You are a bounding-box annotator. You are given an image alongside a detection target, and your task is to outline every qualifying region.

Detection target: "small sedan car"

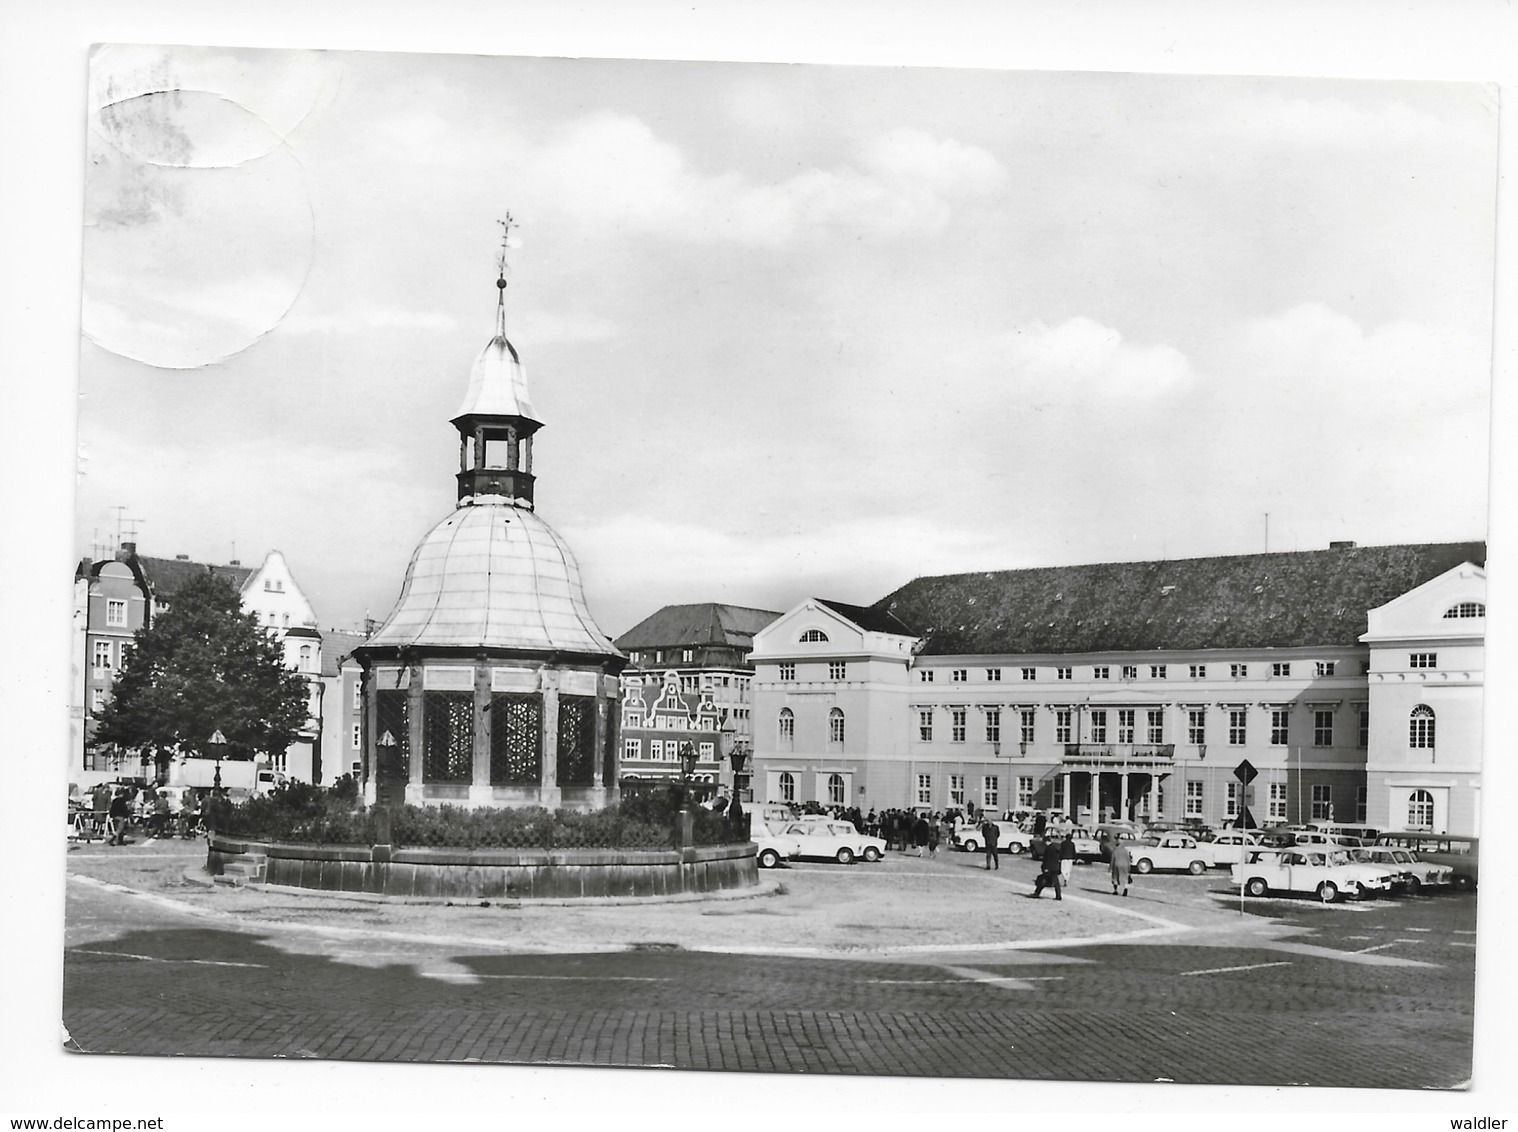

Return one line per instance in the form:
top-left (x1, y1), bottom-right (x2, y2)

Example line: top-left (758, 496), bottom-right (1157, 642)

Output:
top-left (1194, 830), bottom-right (1264, 869)
top-left (778, 821), bottom-right (887, 865)
top-left (752, 828), bottom-right (803, 869)
top-left (953, 821), bottom-right (1034, 855)
top-left (1231, 847), bottom-right (1396, 902)
top-left (1347, 846), bottom-right (1453, 892)
top-left (1128, 833), bottom-right (1213, 875)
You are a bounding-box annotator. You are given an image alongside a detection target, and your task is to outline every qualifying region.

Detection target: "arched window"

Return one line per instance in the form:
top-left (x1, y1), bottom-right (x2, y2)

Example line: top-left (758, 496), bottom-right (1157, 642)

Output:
top-left (779, 772), bottom-right (796, 803)
top-left (778, 708), bottom-right (794, 746)
top-left (1409, 705), bottom-right (1435, 750)
top-left (1442, 601), bottom-right (1485, 619)
top-left (829, 707), bottom-right (845, 745)
top-left (1407, 789), bottom-right (1435, 830)
top-left (799, 629), bottom-right (829, 642)
top-left (827, 772), bottom-right (845, 806)
top-left (299, 644), bottom-right (314, 668)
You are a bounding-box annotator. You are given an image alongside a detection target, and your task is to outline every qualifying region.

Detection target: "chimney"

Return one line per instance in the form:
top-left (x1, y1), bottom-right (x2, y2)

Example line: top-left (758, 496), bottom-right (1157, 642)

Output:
top-left (117, 542), bottom-right (136, 561)
top-left (1329, 540), bottom-right (1357, 550)
top-left (175, 554), bottom-right (190, 561)
top-left (229, 559), bottom-right (241, 566)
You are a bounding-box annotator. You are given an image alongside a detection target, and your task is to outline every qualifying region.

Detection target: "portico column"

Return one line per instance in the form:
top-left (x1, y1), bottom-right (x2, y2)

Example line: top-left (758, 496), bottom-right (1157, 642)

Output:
top-left (1061, 770), bottom-right (1073, 818)
top-left (1119, 770), bottom-right (1130, 822)
top-left (405, 663), bottom-right (425, 804)
top-left (469, 661), bottom-right (493, 806)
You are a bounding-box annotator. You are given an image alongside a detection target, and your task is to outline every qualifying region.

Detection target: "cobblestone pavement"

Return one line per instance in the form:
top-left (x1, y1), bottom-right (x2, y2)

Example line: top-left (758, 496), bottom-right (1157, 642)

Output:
top-left (62, 842), bottom-right (1478, 1087)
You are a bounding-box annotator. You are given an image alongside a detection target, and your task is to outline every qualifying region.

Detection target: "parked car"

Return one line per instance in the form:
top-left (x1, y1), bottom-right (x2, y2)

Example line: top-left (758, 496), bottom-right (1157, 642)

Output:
top-left (778, 821), bottom-right (887, 864)
top-left (1128, 833), bottom-right (1213, 875)
top-left (1194, 830), bottom-right (1263, 869)
top-left (954, 820), bottom-right (1033, 855)
top-left (752, 827), bottom-right (803, 869)
top-left (1374, 832), bottom-right (1479, 891)
top-left (1347, 845), bottom-right (1453, 893)
top-left (1230, 847), bottom-right (1397, 903)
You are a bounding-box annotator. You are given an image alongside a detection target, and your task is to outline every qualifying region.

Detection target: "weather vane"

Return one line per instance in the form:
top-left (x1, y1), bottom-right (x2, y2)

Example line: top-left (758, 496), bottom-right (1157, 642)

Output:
top-left (495, 213), bottom-right (518, 289)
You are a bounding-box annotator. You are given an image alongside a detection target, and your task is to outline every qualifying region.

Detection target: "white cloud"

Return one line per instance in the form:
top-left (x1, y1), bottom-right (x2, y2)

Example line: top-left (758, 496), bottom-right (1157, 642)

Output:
top-left (279, 303), bottom-right (459, 335)
top-left (995, 317), bottom-right (1194, 397)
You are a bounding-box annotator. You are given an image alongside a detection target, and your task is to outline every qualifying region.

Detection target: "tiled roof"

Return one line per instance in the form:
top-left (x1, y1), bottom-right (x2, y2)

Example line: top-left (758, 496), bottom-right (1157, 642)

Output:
top-left (136, 555), bottom-right (254, 601)
top-left (814, 598), bottom-right (917, 638)
top-left (873, 542), bottom-right (1487, 656)
top-left (320, 630), bottom-right (369, 678)
top-left (615, 603), bottom-right (782, 651)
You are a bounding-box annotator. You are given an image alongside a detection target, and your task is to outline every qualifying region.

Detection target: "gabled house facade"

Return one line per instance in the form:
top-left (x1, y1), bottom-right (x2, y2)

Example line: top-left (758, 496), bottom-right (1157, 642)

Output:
top-left (618, 670), bottom-right (725, 786)
top-left (1361, 562), bottom-right (1486, 834)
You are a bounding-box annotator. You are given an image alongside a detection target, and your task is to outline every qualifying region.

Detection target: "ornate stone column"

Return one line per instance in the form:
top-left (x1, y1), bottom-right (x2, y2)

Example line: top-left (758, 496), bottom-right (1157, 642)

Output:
top-left (406, 663), bottom-right (425, 804)
top-left (470, 660), bottom-right (493, 806)
top-left (538, 670), bottom-right (562, 809)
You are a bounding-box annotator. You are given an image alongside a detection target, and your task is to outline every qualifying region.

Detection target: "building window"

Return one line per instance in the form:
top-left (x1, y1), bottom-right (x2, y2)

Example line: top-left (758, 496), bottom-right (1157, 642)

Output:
top-left (1055, 709), bottom-right (1072, 744)
top-left (91, 688), bottom-right (106, 713)
top-left (1017, 776), bottom-right (1035, 809)
top-left (918, 709), bottom-right (934, 741)
top-left (779, 772), bottom-right (796, 803)
top-left (1150, 665), bottom-right (1167, 679)
top-left (1358, 708), bottom-right (1369, 748)
top-left (1407, 789), bottom-right (1434, 830)
top-left (650, 740), bottom-right (664, 760)
top-left (916, 774), bottom-right (933, 805)
top-left (779, 663), bottom-right (795, 681)
top-left (985, 708), bottom-right (1001, 744)
top-left (1409, 652), bottom-right (1437, 669)
top-left (950, 708), bottom-right (966, 743)
top-left (778, 709), bottom-right (794, 745)
top-left (1121, 665), bottom-right (1137, 681)
top-left (799, 629), bottom-right (829, 642)
top-left (920, 670), bottom-right (935, 683)
top-left (1190, 664), bottom-right (1206, 679)
top-left (829, 661), bottom-right (847, 681)
top-left (1230, 663), bottom-right (1247, 679)
top-left (949, 774), bottom-right (965, 805)
top-left (1090, 710), bottom-right (1107, 744)
top-left (1269, 782), bottom-right (1287, 821)
top-left (1092, 666), bottom-right (1110, 680)
top-left (1019, 708), bottom-right (1035, 744)
top-left (105, 599), bottom-right (127, 626)
top-left (624, 709), bottom-right (643, 728)
top-left (986, 668), bottom-right (1002, 682)
top-left (1270, 709), bottom-right (1289, 746)
top-left (1229, 709), bottom-right (1247, 746)
top-left (1147, 709), bottom-right (1164, 745)
top-left (299, 644), bottom-right (314, 669)
top-left (1355, 786), bottom-right (1368, 824)
top-left (982, 776), bottom-right (999, 809)
top-left (1311, 784), bottom-right (1332, 821)
top-left (352, 683), bottom-right (361, 711)
top-left (1021, 668), bottom-right (1036, 681)
top-left (1313, 710), bottom-right (1334, 747)
top-left (1442, 602), bottom-right (1484, 619)
top-left (952, 669), bottom-right (967, 682)
top-left (351, 724), bottom-right (361, 751)
top-left (682, 649), bottom-right (694, 663)
top-left (1052, 776), bottom-right (1066, 811)
top-left (1409, 705), bottom-right (1435, 750)
top-left (1315, 660), bottom-right (1336, 677)
top-left (623, 738), bottom-right (641, 760)
top-left (1188, 709), bottom-right (1206, 745)
top-left (1117, 709), bottom-right (1135, 744)
top-left (828, 773), bottom-right (846, 806)
top-left (829, 707), bottom-right (845, 745)
top-left (1056, 667), bottom-right (1072, 681)
top-left (1225, 781), bottom-right (1240, 819)
top-left (1186, 780), bottom-right (1203, 817)
top-left (92, 640), bottom-right (112, 671)
top-left (699, 742), bottom-right (714, 760)
top-left (1271, 662), bottom-right (1290, 677)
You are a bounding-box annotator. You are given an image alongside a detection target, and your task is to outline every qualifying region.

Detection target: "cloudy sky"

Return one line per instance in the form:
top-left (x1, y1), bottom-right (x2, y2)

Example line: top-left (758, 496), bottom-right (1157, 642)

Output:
top-left (74, 46), bottom-right (1497, 637)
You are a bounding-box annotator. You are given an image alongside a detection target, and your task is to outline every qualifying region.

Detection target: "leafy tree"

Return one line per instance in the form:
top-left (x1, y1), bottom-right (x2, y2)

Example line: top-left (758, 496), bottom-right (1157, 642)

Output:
top-left (93, 570), bottom-right (311, 778)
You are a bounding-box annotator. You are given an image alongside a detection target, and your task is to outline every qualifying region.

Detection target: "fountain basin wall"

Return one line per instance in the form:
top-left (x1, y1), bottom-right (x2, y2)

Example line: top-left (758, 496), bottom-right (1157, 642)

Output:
top-left (205, 833), bottom-right (758, 900)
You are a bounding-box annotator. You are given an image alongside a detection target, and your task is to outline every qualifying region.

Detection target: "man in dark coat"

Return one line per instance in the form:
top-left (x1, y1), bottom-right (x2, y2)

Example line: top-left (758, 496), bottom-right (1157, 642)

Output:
top-left (982, 817), bottom-right (1000, 870)
top-left (107, 788), bottom-right (131, 845)
top-left (1032, 835), bottom-right (1063, 899)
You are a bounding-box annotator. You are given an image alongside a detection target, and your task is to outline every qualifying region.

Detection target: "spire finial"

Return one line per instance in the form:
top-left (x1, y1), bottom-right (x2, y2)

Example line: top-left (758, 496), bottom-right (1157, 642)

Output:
top-left (494, 213), bottom-right (518, 335)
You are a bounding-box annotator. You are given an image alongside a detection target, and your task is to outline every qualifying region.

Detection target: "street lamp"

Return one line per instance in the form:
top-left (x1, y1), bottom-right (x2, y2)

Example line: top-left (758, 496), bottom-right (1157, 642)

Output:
top-left (208, 729), bottom-right (227, 791)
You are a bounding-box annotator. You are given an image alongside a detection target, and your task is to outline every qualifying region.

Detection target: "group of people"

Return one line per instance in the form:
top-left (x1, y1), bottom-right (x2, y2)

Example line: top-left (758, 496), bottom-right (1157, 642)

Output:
top-left (1028, 828), bottom-right (1133, 899)
top-left (79, 782), bottom-right (203, 843)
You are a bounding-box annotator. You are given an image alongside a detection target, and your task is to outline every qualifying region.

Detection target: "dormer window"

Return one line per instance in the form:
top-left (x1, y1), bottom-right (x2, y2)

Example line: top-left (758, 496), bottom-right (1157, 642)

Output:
top-left (1442, 602), bottom-right (1485, 619)
top-left (799, 629), bottom-right (829, 643)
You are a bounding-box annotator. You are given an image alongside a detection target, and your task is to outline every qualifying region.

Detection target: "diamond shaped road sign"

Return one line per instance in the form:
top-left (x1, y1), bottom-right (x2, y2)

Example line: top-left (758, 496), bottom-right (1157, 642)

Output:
top-left (1233, 759), bottom-right (1258, 784)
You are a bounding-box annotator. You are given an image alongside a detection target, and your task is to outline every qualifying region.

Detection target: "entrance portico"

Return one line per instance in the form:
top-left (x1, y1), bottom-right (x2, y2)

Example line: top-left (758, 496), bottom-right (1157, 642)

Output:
top-left (1059, 745), bottom-right (1174, 823)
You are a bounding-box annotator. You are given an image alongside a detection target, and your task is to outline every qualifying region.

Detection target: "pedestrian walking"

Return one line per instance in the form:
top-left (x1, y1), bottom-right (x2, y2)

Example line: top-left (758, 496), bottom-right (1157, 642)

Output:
top-left (982, 818), bottom-right (1000, 870)
top-left (1032, 835), bottom-right (1063, 899)
top-left (1109, 838), bottom-right (1132, 896)
top-left (937, 814), bottom-right (954, 855)
top-left (913, 814), bottom-right (931, 857)
top-left (1059, 831), bottom-right (1077, 887)
top-left (107, 788), bottom-right (131, 845)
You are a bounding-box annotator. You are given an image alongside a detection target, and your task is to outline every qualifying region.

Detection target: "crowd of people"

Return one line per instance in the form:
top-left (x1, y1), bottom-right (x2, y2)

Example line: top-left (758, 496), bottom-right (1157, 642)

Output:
top-left (71, 782), bottom-right (207, 843)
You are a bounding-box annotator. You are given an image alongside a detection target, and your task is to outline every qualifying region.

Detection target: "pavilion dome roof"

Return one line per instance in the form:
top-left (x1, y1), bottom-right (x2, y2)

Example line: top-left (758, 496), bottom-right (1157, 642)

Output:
top-left (365, 502), bottom-right (618, 656)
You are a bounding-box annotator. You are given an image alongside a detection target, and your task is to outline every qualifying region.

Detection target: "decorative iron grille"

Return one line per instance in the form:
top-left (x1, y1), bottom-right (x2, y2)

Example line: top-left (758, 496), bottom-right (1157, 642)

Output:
top-left (375, 690), bottom-right (409, 761)
top-left (557, 694), bottom-right (595, 787)
top-left (423, 691), bottom-right (473, 783)
top-left (490, 693), bottom-right (541, 785)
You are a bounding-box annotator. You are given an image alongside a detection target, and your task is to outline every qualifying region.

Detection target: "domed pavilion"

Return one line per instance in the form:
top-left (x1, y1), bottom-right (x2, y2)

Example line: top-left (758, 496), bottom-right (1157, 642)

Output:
top-left (354, 227), bottom-right (626, 810)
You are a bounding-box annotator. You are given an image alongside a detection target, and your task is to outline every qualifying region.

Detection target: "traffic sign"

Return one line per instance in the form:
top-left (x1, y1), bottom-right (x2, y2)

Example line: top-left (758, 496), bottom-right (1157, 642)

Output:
top-left (1233, 759), bottom-right (1258, 784)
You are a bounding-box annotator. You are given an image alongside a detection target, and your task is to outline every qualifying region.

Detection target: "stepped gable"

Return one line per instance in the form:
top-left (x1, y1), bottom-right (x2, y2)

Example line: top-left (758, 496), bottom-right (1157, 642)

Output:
top-left (874, 541), bottom-right (1487, 656)
top-left (615, 603), bottom-right (782, 651)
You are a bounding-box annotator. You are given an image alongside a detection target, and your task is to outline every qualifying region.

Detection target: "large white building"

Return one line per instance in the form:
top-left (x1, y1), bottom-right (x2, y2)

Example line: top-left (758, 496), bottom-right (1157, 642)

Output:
top-left (750, 541), bottom-right (1485, 835)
